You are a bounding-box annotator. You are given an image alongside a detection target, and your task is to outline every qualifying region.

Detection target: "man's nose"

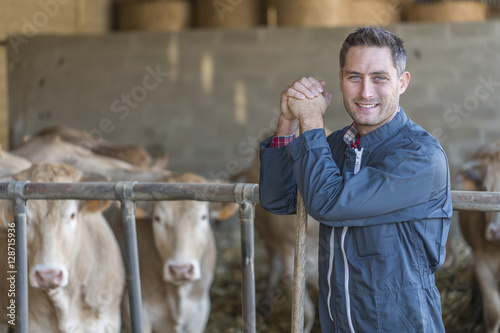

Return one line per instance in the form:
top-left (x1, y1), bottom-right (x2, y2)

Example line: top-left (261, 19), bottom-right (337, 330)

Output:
top-left (360, 79), bottom-right (374, 99)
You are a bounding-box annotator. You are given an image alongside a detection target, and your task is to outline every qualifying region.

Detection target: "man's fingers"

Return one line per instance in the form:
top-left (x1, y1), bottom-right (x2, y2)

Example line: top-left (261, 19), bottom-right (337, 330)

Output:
top-left (287, 77), bottom-right (325, 98)
top-left (283, 77), bottom-right (327, 101)
top-left (323, 91), bottom-right (333, 105)
top-left (293, 77), bottom-right (320, 98)
top-left (306, 76), bottom-right (324, 93)
top-left (283, 85), bottom-right (306, 99)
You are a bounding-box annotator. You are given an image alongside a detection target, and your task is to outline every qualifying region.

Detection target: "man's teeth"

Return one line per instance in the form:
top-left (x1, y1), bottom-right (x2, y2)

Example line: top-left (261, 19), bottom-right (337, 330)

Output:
top-left (359, 104), bottom-right (376, 108)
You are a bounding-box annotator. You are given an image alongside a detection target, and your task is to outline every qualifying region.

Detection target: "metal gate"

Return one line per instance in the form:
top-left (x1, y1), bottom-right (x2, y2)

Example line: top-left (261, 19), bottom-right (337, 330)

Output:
top-left (2, 182), bottom-right (500, 333)
top-left (0, 181), bottom-right (258, 333)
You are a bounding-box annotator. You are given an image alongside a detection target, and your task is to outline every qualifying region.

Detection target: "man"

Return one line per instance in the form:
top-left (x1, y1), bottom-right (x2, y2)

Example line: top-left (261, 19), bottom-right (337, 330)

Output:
top-left (259, 27), bottom-right (452, 332)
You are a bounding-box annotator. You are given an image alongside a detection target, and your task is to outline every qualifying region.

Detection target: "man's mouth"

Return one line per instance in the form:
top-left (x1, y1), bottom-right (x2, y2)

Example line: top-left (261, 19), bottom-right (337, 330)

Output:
top-left (356, 103), bottom-right (378, 109)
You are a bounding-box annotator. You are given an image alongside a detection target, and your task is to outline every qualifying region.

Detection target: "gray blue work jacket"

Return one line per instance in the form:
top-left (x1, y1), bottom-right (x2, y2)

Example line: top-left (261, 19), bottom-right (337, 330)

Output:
top-left (259, 108), bottom-right (452, 332)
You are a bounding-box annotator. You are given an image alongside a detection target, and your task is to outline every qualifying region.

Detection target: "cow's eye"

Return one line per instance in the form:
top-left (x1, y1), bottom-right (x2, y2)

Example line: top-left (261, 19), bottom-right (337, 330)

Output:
top-left (201, 214), bottom-right (208, 221)
top-left (154, 215), bottom-right (161, 223)
top-left (70, 213), bottom-right (76, 221)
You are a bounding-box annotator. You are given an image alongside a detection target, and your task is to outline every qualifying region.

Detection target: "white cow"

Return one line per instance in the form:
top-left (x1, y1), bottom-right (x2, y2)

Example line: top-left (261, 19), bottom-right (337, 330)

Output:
top-left (0, 147), bottom-right (31, 333)
top-left (0, 163), bottom-right (125, 332)
top-left (108, 172), bottom-right (237, 333)
top-left (457, 140), bottom-right (500, 333)
top-left (26, 124), bottom-right (167, 169)
top-left (0, 146), bottom-right (31, 179)
top-left (11, 135), bottom-right (171, 182)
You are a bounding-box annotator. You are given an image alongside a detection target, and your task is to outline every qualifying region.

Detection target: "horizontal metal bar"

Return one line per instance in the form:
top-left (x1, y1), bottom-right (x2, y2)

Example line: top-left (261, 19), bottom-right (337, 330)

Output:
top-left (1, 183), bottom-right (500, 212)
top-left (451, 191), bottom-right (500, 212)
top-left (0, 182), bottom-right (260, 203)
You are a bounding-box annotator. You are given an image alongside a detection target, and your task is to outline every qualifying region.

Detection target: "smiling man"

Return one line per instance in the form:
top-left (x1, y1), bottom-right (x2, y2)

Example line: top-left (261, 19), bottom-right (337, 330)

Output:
top-left (259, 27), bottom-right (452, 332)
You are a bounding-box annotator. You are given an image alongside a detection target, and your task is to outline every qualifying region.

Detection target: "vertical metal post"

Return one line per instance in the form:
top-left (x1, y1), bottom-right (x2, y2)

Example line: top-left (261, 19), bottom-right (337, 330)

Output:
top-left (8, 181), bottom-right (29, 333)
top-left (235, 184), bottom-right (257, 333)
top-left (291, 187), bottom-right (308, 329)
top-left (115, 181), bottom-right (144, 333)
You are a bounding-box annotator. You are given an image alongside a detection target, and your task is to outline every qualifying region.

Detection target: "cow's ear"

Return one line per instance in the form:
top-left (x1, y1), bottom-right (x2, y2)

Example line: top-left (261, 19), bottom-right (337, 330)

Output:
top-left (0, 200), bottom-right (13, 229)
top-left (135, 201), bottom-right (153, 219)
top-left (80, 171), bottom-right (110, 182)
top-left (210, 202), bottom-right (239, 221)
top-left (79, 200), bottom-right (113, 214)
top-left (0, 178), bottom-right (13, 229)
top-left (456, 168), bottom-right (483, 191)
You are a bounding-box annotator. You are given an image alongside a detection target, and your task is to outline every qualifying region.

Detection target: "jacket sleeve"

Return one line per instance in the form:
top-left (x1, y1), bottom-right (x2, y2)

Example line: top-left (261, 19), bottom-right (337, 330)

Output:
top-left (258, 136), bottom-right (298, 215)
top-left (286, 129), bottom-right (451, 227)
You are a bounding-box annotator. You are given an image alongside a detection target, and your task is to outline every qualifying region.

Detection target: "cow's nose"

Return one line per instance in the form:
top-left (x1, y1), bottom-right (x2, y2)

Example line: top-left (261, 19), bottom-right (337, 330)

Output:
top-left (486, 225), bottom-right (500, 242)
top-left (168, 263), bottom-right (195, 281)
top-left (31, 265), bottom-right (67, 289)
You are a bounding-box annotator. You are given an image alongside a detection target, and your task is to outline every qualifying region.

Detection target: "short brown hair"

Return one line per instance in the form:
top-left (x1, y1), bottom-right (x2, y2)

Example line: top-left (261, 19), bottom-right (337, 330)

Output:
top-left (339, 27), bottom-right (407, 77)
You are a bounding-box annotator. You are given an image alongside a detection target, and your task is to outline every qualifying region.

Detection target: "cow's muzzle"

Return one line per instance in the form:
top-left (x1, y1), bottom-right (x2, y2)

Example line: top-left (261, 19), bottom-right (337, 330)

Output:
top-left (30, 263), bottom-right (69, 289)
top-left (163, 260), bottom-right (201, 284)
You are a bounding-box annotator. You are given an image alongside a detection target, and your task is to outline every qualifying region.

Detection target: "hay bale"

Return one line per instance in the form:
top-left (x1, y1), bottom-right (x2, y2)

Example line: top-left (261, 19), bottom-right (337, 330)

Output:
top-left (195, 0), bottom-right (264, 29)
top-left (405, 1), bottom-right (488, 23)
top-left (117, 0), bottom-right (191, 31)
top-left (488, 5), bottom-right (500, 19)
top-left (348, 0), bottom-right (402, 26)
top-left (271, 0), bottom-right (401, 28)
top-left (0, 0), bottom-right (111, 40)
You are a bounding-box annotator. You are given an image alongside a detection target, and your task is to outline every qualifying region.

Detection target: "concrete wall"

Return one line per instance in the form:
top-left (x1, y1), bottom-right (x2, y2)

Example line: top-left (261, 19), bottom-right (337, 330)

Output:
top-left (7, 21), bottom-right (500, 184)
top-left (1, 0), bottom-right (112, 149)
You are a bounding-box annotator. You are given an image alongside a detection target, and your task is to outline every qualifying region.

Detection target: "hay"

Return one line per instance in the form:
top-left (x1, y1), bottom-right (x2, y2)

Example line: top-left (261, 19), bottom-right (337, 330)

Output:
top-left (272, 0), bottom-right (401, 28)
top-left (405, 1), bottom-right (488, 23)
top-left (436, 237), bottom-right (484, 332)
top-left (195, 0), bottom-right (264, 29)
top-left (117, 0), bottom-right (191, 31)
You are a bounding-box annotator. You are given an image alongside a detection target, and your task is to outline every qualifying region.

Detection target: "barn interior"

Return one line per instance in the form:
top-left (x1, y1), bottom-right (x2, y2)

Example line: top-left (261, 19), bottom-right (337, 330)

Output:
top-left (2, 0), bottom-right (500, 332)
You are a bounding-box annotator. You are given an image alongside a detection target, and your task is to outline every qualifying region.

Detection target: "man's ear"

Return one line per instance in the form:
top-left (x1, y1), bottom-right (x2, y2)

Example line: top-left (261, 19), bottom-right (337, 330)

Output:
top-left (399, 71), bottom-right (411, 95)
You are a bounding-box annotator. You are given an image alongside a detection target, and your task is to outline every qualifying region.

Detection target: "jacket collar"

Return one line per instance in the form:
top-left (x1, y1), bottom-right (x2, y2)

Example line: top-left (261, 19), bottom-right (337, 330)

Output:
top-left (357, 106), bottom-right (407, 148)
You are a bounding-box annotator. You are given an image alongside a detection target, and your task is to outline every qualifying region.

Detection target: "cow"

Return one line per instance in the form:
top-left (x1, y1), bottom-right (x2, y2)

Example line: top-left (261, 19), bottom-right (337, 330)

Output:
top-left (11, 135), bottom-right (171, 182)
top-left (0, 163), bottom-right (125, 332)
top-left (234, 151), bottom-right (319, 333)
top-left (0, 148), bottom-right (31, 333)
top-left (0, 146), bottom-right (31, 179)
top-left (457, 139), bottom-right (500, 333)
top-left (23, 124), bottom-right (167, 169)
top-left (107, 172), bottom-right (237, 333)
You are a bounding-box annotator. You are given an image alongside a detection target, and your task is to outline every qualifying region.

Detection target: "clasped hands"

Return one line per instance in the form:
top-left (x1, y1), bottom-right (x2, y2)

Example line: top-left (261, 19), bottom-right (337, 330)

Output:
top-left (277, 76), bottom-right (332, 136)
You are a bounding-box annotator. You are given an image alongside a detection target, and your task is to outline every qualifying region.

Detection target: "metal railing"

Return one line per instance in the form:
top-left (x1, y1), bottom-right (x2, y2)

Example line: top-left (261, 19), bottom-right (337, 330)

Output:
top-left (0, 181), bottom-right (258, 333)
top-left (2, 182), bottom-right (500, 333)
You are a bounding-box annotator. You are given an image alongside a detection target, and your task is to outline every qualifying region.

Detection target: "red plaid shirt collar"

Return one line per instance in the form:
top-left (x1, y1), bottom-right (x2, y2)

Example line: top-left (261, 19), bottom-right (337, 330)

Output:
top-left (343, 107), bottom-right (401, 149)
top-left (343, 123), bottom-right (361, 149)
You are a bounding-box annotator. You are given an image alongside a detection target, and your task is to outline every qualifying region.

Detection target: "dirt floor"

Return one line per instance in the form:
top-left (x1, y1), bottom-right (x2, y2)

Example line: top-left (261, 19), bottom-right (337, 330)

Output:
top-left (206, 218), bottom-right (485, 333)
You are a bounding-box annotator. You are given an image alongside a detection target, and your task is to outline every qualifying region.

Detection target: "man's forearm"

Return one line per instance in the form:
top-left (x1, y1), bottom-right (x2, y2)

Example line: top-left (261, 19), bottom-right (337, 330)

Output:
top-left (275, 115), bottom-right (299, 137)
top-left (298, 113), bottom-right (324, 132)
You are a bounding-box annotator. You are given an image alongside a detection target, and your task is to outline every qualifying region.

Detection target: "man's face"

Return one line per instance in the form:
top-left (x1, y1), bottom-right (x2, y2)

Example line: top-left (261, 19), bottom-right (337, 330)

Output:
top-left (339, 46), bottom-right (410, 136)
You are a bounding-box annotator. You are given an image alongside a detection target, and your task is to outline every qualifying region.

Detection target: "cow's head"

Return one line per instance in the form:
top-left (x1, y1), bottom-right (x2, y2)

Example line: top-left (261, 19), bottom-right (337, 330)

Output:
top-left (12, 163), bottom-right (110, 289)
top-left (482, 161), bottom-right (500, 242)
top-left (457, 145), bottom-right (500, 242)
top-left (151, 173), bottom-right (237, 285)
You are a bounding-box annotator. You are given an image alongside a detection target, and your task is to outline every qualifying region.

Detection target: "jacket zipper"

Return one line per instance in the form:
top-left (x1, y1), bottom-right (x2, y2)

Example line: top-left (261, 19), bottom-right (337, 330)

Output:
top-left (342, 226), bottom-right (355, 333)
top-left (344, 148), bottom-right (363, 332)
top-left (327, 227), bottom-right (335, 323)
top-left (354, 148), bottom-right (363, 175)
